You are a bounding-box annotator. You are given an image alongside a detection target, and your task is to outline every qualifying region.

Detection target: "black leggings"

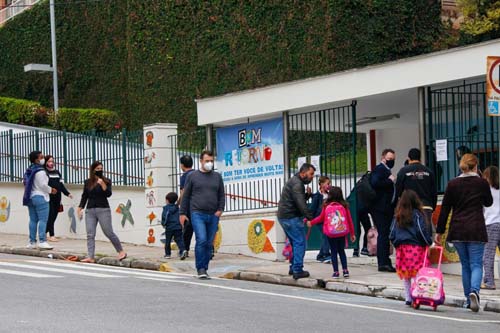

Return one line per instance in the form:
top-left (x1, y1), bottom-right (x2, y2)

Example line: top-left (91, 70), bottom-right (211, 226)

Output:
top-left (183, 219), bottom-right (194, 251)
top-left (46, 200), bottom-right (60, 237)
top-left (328, 237), bottom-right (348, 272)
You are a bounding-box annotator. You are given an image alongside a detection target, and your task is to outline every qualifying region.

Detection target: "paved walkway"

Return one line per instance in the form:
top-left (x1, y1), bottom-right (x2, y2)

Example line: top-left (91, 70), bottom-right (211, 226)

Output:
top-left (1, 233), bottom-right (499, 313)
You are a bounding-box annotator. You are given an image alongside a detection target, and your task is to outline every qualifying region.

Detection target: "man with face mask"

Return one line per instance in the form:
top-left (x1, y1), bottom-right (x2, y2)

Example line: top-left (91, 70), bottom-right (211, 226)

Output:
top-left (180, 150), bottom-right (225, 279)
top-left (369, 148), bottom-right (397, 272)
top-left (278, 163), bottom-right (315, 280)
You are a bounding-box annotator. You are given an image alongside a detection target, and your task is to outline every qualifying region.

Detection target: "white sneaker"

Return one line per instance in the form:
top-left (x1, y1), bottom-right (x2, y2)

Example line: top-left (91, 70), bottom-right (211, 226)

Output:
top-left (26, 242), bottom-right (36, 249)
top-left (38, 242), bottom-right (53, 250)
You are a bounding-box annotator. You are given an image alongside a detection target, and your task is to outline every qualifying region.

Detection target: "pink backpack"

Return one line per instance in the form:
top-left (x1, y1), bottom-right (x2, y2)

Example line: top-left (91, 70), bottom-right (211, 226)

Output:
top-left (411, 246), bottom-right (445, 310)
top-left (323, 203), bottom-right (350, 238)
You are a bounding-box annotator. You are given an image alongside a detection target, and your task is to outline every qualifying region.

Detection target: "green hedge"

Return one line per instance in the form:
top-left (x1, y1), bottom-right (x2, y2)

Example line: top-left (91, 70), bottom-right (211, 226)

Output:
top-left (56, 107), bottom-right (120, 132)
top-left (0, 0), bottom-right (451, 131)
top-left (0, 96), bottom-right (52, 127)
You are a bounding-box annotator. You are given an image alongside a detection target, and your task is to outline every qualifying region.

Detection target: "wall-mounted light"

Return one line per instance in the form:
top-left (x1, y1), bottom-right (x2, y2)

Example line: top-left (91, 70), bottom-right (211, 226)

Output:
top-left (346, 113), bottom-right (400, 127)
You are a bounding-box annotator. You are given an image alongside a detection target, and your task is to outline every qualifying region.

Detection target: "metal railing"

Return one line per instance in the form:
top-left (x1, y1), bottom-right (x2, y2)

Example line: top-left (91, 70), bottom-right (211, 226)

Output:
top-left (0, 0), bottom-right (40, 26)
top-left (0, 128), bottom-right (144, 186)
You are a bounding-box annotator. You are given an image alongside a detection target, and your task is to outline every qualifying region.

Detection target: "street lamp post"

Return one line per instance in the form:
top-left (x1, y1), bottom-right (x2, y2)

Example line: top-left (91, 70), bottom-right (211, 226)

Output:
top-left (24, 0), bottom-right (58, 115)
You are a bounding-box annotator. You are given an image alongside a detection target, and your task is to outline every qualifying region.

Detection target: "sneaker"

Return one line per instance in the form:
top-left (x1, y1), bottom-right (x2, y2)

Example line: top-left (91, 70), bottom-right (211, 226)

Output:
top-left (378, 265), bottom-right (396, 273)
top-left (360, 248), bottom-right (369, 256)
top-left (38, 242), bottom-right (53, 250)
top-left (197, 269), bottom-right (208, 279)
top-left (288, 268), bottom-right (293, 275)
top-left (469, 291), bottom-right (480, 312)
top-left (405, 301), bottom-right (412, 306)
top-left (180, 250), bottom-right (188, 261)
top-left (481, 283), bottom-right (496, 290)
top-left (353, 249), bottom-right (360, 257)
top-left (26, 242), bottom-right (36, 249)
top-left (332, 271), bottom-right (340, 279)
top-left (292, 270), bottom-right (310, 280)
top-left (323, 257), bottom-right (332, 264)
top-left (343, 269), bottom-right (350, 278)
top-left (164, 255), bottom-right (171, 259)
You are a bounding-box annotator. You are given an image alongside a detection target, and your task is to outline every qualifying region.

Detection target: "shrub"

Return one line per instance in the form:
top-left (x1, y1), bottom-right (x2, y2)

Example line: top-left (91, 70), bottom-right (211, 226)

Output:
top-left (0, 96), bottom-right (52, 127)
top-left (56, 107), bottom-right (120, 132)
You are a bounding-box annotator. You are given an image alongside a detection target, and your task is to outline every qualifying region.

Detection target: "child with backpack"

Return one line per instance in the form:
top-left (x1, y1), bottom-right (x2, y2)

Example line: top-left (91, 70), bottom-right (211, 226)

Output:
top-left (389, 189), bottom-right (432, 305)
top-left (308, 186), bottom-right (356, 278)
top-left (161, 192), bottom-right (187, 260)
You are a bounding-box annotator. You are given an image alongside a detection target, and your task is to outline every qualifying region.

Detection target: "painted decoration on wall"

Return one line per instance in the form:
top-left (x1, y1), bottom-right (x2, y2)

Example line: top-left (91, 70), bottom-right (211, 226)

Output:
top-left (247, 219), bottom-right (275, 254)
top-left (213, 224), bottom-right (222, 251)
top-left (0, 196), bottom-right (11, 223)
top-left (145, 131), bottom-right (154, 147)
top-left (147, 211), bottom-right (158, 225)
top-left (116, 199), bottom-right (135, 227)
top-left (146, 171), bottom-right (154, 187)
top-left (147, 228), bottom-right (156, 244)
top-left (144, 151), bottom-right (156, 165)
top-left (146, 190), bottom-right (156, 207)
top-left (68, 206), bottom-right (78, 233)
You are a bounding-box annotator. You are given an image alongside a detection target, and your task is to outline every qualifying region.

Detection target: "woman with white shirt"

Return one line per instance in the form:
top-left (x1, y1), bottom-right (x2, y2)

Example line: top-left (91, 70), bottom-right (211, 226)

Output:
top-left (482, 166), bottom-right (500, 290)
top-left (23, 151), bottom-right (57, 250)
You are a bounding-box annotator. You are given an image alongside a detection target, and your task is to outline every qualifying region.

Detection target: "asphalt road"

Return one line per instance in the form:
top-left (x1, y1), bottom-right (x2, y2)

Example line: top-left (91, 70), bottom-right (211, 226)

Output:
top-left (0, 253), bottom-right (499, 333)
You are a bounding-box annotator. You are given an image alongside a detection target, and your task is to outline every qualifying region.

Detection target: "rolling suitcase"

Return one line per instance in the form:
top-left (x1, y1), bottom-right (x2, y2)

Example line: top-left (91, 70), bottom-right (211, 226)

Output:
top-left (411, 246), bottom-right (445, 311)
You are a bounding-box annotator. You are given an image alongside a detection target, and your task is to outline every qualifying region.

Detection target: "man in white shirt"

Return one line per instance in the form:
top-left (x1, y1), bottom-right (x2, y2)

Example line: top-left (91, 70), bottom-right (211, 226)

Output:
top-left (24, 151), bottom-right (57, 249)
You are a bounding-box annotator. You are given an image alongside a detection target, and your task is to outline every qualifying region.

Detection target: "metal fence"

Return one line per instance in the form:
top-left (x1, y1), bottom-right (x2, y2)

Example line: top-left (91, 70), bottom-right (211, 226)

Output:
top-left (426, 81), bottom-right (499, 192)
top-left (0, 128), bottom-right (144, 186)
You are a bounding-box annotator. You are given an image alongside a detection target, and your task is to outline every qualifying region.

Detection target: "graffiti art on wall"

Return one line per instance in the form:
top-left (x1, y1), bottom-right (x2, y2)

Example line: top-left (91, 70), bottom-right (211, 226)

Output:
top-left (147, 228), bottom-right (156, 244)
top-left (116, 199), bottom-right (135, 227)
top-left (68, 206), bottom-right (78, 233)
top-left (213, 224), bottom-right (222, 251)
top-left (145, 131), bottom-right (154, 147)
top-left (146, 190), bottom-right (156, 207)
top-left (146, 171), bottom-right (154, 187)
top-left (0, 196), bottom-right (11, 223)
top-left (144, 151), bottom-right (156, 165)
top-left (147, 211), bottom-right (158, 225)
top-left (247, 219), bottom-right (275, 254)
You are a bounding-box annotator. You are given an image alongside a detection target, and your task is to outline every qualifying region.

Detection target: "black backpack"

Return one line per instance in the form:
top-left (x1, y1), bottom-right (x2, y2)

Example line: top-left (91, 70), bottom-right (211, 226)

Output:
top-left (356, 171), bottom-right (376, 208)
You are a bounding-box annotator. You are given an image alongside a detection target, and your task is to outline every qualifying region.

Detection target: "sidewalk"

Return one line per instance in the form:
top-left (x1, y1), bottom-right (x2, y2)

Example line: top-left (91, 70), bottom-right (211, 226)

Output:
top-left (1, 233), bottom-right (499, 313)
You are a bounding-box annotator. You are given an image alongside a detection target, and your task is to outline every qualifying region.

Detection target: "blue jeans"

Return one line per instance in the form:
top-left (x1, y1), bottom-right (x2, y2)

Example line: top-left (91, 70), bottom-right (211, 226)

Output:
top-left (27, 195), bottom-right (49, 243)
top-left (279, 217), bottom-right (306, 273)
top-left (453, 242), bottom-right (485, 303)
top-left (191, 212), bottom-right (219, 271)
top-left (317, 223), bottom-right (331, 259)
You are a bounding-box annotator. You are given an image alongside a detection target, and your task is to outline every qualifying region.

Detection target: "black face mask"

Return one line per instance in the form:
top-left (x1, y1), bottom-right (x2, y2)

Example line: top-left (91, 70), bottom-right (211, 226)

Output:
top-left (386, 159), bottom-right (395, 169)
top-left (95, 170), bottom-right (104, 178)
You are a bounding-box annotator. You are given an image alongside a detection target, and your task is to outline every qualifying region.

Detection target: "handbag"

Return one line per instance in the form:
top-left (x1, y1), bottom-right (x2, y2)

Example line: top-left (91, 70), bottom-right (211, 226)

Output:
top-left (58, 204), bottom-right (64, 213)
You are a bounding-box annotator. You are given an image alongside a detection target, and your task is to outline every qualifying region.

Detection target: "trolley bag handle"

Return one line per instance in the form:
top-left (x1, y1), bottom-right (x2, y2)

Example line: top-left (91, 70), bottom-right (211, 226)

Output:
top-left (423, 245), bottom-right (444, 270)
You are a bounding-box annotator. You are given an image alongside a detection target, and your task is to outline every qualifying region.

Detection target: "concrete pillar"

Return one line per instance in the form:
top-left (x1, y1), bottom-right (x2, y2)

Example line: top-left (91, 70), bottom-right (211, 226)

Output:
top-left (143, 123), bottom-right (177, 246)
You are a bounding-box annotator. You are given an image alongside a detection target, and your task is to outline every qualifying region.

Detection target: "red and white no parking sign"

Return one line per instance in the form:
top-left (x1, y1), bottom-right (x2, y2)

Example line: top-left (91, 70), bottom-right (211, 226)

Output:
top-left (487, 56), bottom-right (500, 116)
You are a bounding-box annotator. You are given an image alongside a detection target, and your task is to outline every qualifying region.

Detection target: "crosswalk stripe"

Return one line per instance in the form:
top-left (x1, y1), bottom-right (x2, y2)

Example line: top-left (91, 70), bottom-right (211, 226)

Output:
top-left (0, 262), bottom-right (120, 278)
top-left (25, 260), bottom-right (183, 279)
top-left (0, 268), bottom-right (62, 278)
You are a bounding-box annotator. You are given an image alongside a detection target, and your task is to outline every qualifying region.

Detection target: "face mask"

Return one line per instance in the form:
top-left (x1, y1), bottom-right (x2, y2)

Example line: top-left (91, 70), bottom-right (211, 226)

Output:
top-left (203, 162), bottom-right (214, 171)
top-left (95, 170), bottom-right (103, 178)
top-left (386, 159), bottom-right (395, 169)
top-left (38, 158), bottom-right (45, 165)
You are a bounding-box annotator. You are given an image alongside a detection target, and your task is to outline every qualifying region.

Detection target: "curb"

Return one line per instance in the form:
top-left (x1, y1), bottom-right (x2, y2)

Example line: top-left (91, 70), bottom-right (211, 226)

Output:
top-left (232, 271), bottom-right (500, 314)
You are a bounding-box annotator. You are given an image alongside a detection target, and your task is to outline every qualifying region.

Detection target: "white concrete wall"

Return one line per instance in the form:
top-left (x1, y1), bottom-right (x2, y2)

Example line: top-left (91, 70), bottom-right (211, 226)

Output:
top-left (375, 127), bottom-right (419, 175)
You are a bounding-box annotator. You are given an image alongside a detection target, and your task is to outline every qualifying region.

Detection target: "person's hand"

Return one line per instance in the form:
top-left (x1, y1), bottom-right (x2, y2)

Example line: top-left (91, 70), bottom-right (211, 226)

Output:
top-left (306, 220), bottom-right (311, 228)
top-left (68, 193), bottom-right (74, 199)
top-left (180, 215), bottom-right (187, 226)
top-left (77, 207), bottom-right (83, 220)
top-left (389, 174), bottom-right (396, 182)
top-left (306, 187), bottom-right (312, 194)
top-left (215, 210), bottom-right (222, 217)
top-left (351, 235), bottom-right (356, 243)
top-left (97, 178), bottom-right (104, 186)
top-left (51, 188), bottom-right (57, 194)
top-left (434, 233), bottom-right (442, 246)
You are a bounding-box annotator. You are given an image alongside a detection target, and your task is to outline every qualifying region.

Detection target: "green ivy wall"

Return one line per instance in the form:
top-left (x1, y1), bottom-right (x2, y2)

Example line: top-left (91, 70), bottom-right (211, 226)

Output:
top-left (0, 0), bottom-right (446, 131)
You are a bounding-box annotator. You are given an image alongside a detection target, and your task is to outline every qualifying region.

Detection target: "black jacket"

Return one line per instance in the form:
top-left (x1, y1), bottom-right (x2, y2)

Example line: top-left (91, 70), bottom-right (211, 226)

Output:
top-left (395, 163), bottom-right (437, 209)
top-left (277, 174), bottom-right (313, 220)
top-left (79, 179), bottom-right (112, 209)
top-left (370, 163), bottom-right (396, 214)
top-left (161, 204), bottom-right (182, 231)
top-left (46, 169), bottom-right (70, 204)
top-left (389, 209), bottom-right (432, 247)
